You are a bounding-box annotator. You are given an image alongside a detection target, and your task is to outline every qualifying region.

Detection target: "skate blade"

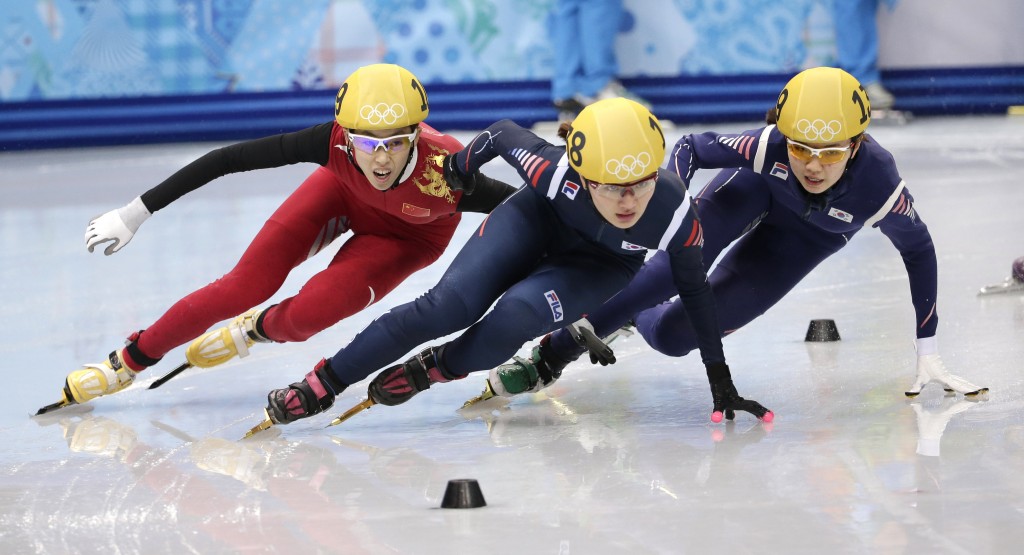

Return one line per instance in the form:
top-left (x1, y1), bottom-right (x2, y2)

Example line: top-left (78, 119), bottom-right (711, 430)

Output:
top-left (460, 381), bottom-right (497, 410)
top-left (242, 410), bottom-right (275, 439)
top-left (457, 397), bottom-right (510, 421)
top-left (327, 398), bottom-right (375, 428)
top-left (930, 386), bottom-right (990, 396)
top-left (603, 324), bottom-right (635, 345)
top-left (978, 279), bottom-right (1024, 296)
top-left (148, 361), bottom-right (193, 389)
top-left (33, 399), bottom-right (73, 416)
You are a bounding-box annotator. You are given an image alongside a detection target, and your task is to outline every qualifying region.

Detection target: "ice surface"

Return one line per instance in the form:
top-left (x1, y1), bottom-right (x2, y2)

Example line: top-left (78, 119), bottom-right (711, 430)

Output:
top-left (2, 116), bottom-right (1023, 554)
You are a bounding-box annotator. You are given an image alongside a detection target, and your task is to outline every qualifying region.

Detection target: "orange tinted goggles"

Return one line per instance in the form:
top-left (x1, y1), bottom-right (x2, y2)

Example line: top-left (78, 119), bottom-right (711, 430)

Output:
top-left (786, 139), bottom-right (852, 165)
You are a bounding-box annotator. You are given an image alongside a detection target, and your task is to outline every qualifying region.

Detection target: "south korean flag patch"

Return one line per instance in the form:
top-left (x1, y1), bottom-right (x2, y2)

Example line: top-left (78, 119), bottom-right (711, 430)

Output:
top-left (827, 207), bottom-right (854, 223)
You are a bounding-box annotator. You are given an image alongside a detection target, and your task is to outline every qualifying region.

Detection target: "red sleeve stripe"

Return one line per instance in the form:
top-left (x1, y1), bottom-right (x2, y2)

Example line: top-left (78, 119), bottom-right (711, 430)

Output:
top-left (741, 135), bottom-right (754, 159)
top-left (684, 220), bottom-right (703, 247)
top-left (524, 154), bottom-right (544, 175)
top-left (893, 194), bottom-right (907, 213)
top-left (718, 135), bottom-right (755, 160)
top-left (531, 160), bottom-right (551, 187)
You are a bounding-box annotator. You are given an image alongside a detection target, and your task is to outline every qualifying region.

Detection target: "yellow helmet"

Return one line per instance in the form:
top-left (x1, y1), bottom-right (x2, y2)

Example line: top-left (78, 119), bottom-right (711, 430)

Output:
top-left (567, 97), bottom-right (666, 184)
top-left (334, 64), bottom-right (429, 130)
top-left (775, 67), bottom-right (871, 143)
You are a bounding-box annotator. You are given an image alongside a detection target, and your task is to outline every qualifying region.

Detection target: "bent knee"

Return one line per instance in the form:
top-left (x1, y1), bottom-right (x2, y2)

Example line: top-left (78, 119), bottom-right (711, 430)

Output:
top-left (650, 337), bottom-right (695, 358)
top-left (490, 295), bottom-right (554, 344)
top-left (638, 316), bottom-right (696, 358)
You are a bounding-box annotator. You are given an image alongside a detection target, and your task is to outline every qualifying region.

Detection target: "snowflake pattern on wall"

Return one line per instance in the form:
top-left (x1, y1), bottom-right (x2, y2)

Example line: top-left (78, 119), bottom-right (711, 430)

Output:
top-left (0, 0), bottom-right (837, 100)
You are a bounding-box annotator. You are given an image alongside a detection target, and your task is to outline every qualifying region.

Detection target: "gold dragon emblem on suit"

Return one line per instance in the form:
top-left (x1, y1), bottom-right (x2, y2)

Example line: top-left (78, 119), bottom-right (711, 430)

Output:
top-left (418, 150), bottom-right (455, 204)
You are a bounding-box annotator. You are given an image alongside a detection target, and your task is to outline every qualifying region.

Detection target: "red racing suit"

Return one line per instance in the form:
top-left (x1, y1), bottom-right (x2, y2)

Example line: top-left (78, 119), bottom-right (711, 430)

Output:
top-left (132, 122), bottom-right (472, 363)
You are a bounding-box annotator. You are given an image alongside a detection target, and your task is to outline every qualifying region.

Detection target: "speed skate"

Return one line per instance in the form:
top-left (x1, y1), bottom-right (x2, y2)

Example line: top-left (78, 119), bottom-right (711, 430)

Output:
top-left (978, 256), bottom-right (1024, 296)
top-left (978, 277), bottom-right (1024, 296)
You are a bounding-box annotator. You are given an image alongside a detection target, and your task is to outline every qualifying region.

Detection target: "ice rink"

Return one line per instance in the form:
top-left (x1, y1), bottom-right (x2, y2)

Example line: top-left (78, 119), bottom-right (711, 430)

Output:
top-left (2, 115), bottom-right (1023, 554)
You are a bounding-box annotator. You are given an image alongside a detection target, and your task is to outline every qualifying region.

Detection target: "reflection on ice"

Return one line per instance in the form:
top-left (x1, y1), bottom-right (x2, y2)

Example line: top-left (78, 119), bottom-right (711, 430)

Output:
top-left (911, 396), bottom-right (987, 457)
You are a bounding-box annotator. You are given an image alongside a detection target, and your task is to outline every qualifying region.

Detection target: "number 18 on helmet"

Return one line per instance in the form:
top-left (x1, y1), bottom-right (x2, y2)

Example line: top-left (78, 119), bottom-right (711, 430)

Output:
top-left (566, 97), bottom-right (666, 185)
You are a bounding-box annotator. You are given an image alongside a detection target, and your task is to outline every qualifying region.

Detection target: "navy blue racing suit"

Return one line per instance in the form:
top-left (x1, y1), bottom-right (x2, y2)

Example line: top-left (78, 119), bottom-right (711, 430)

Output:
top-left (326, 119), bottom-right (725, 384)
top-left (547, 123), bottom-right (938, 359)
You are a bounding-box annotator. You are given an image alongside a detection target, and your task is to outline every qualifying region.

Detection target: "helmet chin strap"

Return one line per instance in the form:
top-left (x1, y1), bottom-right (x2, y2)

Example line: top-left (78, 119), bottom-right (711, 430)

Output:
top-left (843, 137), bottom-right (864, 173)
top-left (392, 140), bottom-right (420, 187)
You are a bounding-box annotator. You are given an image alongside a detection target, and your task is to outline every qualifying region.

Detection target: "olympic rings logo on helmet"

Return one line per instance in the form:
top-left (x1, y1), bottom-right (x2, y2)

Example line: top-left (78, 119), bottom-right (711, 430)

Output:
top-left (604, 152), bottom-right (653, 181)
top-left (794, 119), bottom-right (843, 142)
top-left (359, 103), bottom-right (407, 126)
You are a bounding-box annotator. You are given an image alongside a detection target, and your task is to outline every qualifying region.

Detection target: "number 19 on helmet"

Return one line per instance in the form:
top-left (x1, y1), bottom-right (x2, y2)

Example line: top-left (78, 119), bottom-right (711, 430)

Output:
top-left (334, 64), bottom-right (430, 131)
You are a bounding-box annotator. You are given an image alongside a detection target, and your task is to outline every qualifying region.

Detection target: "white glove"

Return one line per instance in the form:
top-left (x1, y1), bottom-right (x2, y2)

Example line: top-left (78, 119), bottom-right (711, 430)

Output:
top-left (905, 338), bottom-right (987, 396)
top-left (84, 196), bottom-right (151, 255)
top-left (911, 398), bottom-right (980, 456)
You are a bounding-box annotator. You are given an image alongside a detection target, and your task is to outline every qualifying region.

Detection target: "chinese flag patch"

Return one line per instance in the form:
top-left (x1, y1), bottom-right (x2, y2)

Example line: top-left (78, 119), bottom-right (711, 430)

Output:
top-left (402, 203), bottom-right (431, 217)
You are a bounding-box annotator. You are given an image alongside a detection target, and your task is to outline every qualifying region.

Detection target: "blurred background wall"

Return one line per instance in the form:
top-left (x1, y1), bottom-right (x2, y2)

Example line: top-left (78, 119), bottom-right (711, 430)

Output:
top-left (2, 0), bottom-right (1022, 149)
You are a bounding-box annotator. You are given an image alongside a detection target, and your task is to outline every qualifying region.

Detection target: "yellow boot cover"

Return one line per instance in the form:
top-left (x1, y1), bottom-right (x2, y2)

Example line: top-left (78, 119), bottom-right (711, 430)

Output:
top-left (63, 352), bottom-right (139, 404)
top-left (185, 309), bottom-right (264, 368)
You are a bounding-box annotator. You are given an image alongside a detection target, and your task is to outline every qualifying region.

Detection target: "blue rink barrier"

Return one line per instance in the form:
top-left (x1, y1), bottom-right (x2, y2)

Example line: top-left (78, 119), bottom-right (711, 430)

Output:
top-left (1, 66), bottom-right (1022, 151)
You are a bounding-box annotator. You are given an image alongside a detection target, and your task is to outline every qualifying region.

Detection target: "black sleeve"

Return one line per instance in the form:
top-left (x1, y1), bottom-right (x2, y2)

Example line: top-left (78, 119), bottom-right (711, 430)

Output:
top-left (140, 122), bottom-right (334, 212)
top-left (670, 245), bottom-right (725, 365)
top-left (455, 173), bottom-right (518, 213)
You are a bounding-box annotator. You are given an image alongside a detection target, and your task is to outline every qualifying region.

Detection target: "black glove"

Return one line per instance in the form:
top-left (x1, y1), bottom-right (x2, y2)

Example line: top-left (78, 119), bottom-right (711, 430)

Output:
top-left (443, 153), bottom-right (476, 194)
top-left (568, 323), bottom-right (616, 366)
top-left (368, 346), bottom-right (464, 406)
top-left (705, 362), bottom-right (773, 423)
top-left (266, 358), bottom-right (347, 424)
